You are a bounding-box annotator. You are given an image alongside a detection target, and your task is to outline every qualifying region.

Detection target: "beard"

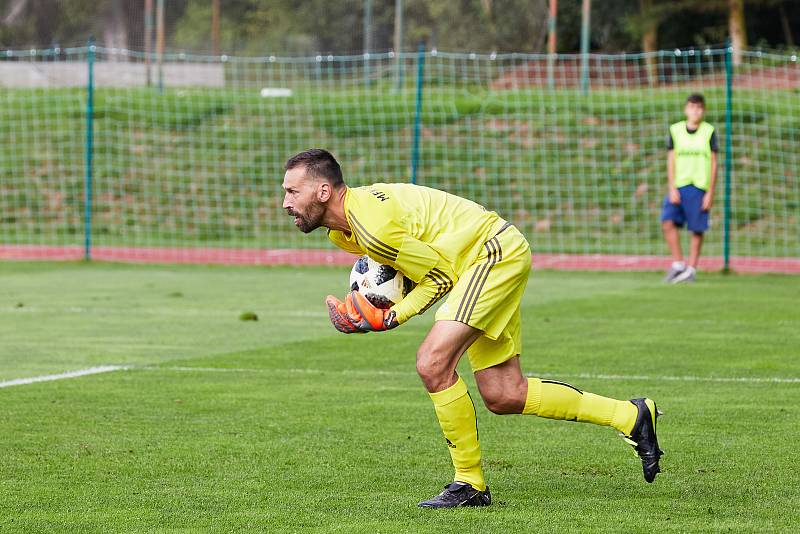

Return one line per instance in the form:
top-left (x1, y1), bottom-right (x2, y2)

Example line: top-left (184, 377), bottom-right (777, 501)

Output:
top-left (291, 202), bottom-right (325, 234)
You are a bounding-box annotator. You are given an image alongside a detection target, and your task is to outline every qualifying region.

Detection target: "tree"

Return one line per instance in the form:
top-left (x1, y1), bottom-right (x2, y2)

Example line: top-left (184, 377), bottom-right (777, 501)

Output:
top-left (728, 0), bottom-right (747, 64)
top-left (622, 0), bottom-right (684, 83)
top-left (637, 0), bottom-right (660, 84)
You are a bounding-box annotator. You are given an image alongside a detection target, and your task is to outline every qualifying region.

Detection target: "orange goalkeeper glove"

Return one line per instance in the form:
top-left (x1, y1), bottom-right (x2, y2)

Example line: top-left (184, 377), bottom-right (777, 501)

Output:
top-left (325, 291), bottom-right (399, 334)
top-left (325, 293), bottom-right (365, 334)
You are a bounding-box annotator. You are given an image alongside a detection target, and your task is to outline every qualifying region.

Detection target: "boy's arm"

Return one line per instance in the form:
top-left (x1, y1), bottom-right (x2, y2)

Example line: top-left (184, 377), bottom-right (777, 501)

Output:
top-left (703, 152), bottom-right (718, 211)
top-left (703, 130), bottom-right (720, 211)
top-left (667, 150), bottom-right (680, 204)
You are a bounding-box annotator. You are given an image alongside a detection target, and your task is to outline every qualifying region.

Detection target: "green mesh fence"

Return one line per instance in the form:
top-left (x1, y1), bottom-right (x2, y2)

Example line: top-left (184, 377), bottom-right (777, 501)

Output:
top-left (0, 44), bottom-right (797, 270)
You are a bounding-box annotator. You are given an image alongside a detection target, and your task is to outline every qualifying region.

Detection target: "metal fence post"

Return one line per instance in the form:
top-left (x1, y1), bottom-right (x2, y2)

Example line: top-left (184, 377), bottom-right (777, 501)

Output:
top-left (394, 0), bottom-right (404, 92)
top-left (363, 0), bottom-right (372, 87)
top-left (580, 0), bottom-right (591, 94)
top-left (84, 37), bottom-right (96, 261)
top-left (410, 43), bottom-right (425, 185)
top-left (723, 41), bottom-right (733, 273)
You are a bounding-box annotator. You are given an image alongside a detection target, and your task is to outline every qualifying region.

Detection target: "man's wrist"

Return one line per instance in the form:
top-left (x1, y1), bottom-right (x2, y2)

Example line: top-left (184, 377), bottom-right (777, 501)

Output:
top-left (384, 309), bottom-right (400, 330)
top-left (390, 306), bottom-right (408, 325)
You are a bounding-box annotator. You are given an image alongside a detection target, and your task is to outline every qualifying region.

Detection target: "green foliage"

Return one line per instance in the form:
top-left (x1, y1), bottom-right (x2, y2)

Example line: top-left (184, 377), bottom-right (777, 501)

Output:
top-left (2, 0), bottom-right (800, 53)
top-left (238, 310), bottom-right (258, 321)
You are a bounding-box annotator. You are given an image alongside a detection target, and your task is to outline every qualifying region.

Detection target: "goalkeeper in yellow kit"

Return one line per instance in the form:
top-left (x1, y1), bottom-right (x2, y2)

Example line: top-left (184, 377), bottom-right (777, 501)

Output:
top-left (282, 149), bottom-right (663, 508)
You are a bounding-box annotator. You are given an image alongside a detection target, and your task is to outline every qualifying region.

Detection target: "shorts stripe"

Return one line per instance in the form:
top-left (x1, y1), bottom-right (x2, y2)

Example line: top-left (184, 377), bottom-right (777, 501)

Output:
top-left (454, 262), bottom-right (484, 321)
top-left (495, 222), bottom-right (512, 236)
top-left (462, 238), bottom-right (501, 323)
top-left (455, 262), bottom-right (488, 323)
top-left (456, 237), bottom-right (501, 323)
top-left (456, 249), bottom-right (493, 323)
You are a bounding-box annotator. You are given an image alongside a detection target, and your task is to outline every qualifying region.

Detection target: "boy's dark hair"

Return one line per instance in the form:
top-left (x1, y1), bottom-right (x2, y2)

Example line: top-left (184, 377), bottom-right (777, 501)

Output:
top-left (686, 93), bottom-right (705, 107)
top-left (284, 148), bottom-right (344, 187)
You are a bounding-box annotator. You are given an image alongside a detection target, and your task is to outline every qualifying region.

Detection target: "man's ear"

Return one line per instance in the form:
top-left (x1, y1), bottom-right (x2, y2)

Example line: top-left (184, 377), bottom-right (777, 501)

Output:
top-left (317, 182), bottom-right (332, 203)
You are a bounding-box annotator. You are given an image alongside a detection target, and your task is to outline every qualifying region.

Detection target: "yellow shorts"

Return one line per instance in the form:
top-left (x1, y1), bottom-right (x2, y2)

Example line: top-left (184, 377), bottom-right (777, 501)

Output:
top-left (435, 223), bottom-right (532, 372)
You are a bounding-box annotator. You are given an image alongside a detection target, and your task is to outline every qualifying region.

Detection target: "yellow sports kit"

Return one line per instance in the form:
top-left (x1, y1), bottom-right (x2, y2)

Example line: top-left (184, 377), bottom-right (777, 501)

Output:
top-left (328, 183), bottom-right (530, 371)
top-left (328, 183), bottom-right (638, 492)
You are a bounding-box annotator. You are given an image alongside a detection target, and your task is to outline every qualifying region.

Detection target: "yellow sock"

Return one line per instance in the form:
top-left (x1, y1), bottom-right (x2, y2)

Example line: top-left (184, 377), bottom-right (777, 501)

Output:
top-left (522, 377), bottom-right (637, 435)
top-left (428, 376), bottom-right (486, 491)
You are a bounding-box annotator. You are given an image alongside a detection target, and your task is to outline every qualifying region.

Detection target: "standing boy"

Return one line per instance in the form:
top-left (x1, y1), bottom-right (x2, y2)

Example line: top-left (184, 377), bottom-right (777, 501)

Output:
top-left (661, 93), bottom-right (719, 283)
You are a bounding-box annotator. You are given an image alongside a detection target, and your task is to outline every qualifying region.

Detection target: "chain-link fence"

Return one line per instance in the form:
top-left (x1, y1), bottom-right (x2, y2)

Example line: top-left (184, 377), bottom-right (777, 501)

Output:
top-left (1, 44), bottom-right (798, 271)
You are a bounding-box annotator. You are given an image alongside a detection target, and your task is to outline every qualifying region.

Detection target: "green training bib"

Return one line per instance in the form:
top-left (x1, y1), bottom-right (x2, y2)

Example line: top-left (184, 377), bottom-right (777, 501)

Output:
top-left (670, 120), bottom-right (714, 191)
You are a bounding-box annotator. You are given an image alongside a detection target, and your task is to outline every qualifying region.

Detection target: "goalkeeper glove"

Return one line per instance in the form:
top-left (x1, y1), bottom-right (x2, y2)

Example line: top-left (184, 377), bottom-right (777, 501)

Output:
top-left (325, 293), bottom-right (364, 334)
top-left (325, 291), bottom-right (399, 334)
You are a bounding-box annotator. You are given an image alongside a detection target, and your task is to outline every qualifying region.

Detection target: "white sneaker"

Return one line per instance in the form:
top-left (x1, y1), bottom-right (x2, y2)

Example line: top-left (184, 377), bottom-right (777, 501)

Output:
top-left (662, 261), bottom-right (686, 283)
top-left (671, 266), bottom-right (696, 284)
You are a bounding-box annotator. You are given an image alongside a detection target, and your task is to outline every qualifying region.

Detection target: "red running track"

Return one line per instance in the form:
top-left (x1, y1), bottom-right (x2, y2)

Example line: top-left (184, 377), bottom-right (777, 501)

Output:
top-left (1, 244), bottom-right (798, 274)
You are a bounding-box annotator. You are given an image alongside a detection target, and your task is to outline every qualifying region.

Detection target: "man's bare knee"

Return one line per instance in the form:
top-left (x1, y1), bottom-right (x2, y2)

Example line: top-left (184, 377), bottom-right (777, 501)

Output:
top-left (416, 346), bottom-right (456, 391)
top-left (482, 391), bottom-right (520, 415)
top-left (475, 358), bottom-right (528, 415)
top-left (416, 320), bottom-right (482, 393)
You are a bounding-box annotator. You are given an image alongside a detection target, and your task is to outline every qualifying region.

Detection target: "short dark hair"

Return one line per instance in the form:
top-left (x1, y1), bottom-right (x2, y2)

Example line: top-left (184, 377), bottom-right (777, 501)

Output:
top-left (686, 93), bottom-right (705, 107)
top-left (284, 148), bottom-right (344, 187)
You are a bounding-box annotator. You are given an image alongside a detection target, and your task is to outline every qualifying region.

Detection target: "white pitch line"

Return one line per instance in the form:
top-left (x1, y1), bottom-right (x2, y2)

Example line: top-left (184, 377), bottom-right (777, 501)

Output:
top-left (0, 365), bottom-right (128, 389)
top-left (138, 366), bottom-right (409, 376)
top-left (547, 372), bottom-right (800, 384)
top-left (3, 365), bottom-right (798, 389)
top-left (141, 366), bottom-right (800, 384)
top-left (0, 306), bottom-right (328, 318)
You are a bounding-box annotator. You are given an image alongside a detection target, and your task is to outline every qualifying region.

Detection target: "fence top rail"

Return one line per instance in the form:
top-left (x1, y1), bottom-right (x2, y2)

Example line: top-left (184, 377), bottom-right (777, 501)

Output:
top-left (429, 47), bottom-right (731, 61)
top-left (741, 49), bottom-right (799, 62)
top-left (3, 44), bottom-right (798, 64)
top-left (2, 45), bottom-right (88, 58)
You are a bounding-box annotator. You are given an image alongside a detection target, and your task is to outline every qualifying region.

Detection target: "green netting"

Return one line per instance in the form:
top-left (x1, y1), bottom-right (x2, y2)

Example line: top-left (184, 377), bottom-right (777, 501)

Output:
top-left (0, 45), bottom-right (797, 265)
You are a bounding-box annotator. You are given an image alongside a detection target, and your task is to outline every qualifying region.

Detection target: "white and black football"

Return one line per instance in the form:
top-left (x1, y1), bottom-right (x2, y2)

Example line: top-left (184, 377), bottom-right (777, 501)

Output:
top-left (349, 255), bottom-right (414, 309)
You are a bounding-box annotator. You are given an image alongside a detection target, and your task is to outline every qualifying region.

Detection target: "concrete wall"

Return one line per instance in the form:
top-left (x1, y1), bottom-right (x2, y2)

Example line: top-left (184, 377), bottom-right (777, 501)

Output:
top-left (0, 61), bottom-right (225, 88)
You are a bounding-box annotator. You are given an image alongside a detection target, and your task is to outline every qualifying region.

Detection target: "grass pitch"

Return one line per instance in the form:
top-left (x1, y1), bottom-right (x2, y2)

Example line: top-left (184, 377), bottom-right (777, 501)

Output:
top-left (1, 262), bottom-right (799, 532)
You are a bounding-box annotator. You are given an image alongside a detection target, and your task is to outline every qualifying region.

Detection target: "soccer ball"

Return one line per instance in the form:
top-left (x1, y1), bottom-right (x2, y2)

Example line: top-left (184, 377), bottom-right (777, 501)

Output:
top-left (349, 255), bottom-right (414, 309)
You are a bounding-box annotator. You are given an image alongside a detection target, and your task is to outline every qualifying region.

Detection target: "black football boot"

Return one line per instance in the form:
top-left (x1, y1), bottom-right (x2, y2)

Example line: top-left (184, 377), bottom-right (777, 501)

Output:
top-left (622, 397), bottom-right (664, 483)
top-left (418, 482), bottom-right (491, 508)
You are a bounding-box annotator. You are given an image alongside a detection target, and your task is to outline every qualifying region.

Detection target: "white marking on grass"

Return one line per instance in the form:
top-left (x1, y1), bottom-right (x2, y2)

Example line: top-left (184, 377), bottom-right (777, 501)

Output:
top-left (138, 366), bottom-right (800, 384)
top-left (5, 365), bottom-right (796, 389)
top-left (139, 366), bottom-right (408, 376)
top-left (542, 372), bottom-right (800, 384)
top-left (0, 306), bottom-right (327, 318)
top-left (0, 365), bottom-right (128, 389)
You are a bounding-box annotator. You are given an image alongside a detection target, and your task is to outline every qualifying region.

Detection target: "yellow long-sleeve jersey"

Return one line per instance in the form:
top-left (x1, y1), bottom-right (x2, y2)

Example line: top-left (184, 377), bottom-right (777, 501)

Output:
top-left (327, 183), bottom-right (507, 324)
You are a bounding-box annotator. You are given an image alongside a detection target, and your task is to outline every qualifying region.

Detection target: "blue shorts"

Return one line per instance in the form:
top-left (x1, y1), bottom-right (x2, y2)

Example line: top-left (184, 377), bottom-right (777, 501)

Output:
top-left (661, 185), bottom-right (709, 234)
